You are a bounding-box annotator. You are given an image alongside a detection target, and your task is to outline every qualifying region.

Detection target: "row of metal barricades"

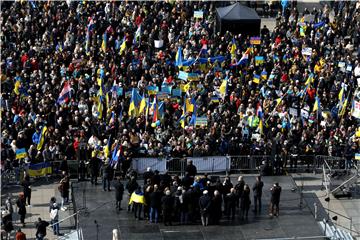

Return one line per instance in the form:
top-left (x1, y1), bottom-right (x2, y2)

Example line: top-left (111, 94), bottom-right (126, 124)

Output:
top-left (7, 155), bottom-right (346, 183)
top-left (133, 155), bottom-right (351, 176)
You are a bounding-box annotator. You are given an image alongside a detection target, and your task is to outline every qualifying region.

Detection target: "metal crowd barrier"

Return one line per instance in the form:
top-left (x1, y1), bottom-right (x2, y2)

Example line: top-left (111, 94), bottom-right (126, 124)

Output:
top-left (52, 160), bottom-right (79, 179)
top-left (131, 155), bottom-right (351, 176)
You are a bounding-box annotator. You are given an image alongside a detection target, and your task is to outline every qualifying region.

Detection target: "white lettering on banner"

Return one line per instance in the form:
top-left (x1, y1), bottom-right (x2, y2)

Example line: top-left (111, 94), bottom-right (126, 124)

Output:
top-left (188, 156), bottom-right (228, 173)
top-left (132, 158), bottom-right (167, 173)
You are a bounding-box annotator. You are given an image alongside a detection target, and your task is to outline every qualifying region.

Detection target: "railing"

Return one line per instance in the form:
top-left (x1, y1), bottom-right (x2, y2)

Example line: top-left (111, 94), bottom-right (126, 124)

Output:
top-left (130, 155), bottom-right (351, 176)
top-left (16, 155), bottom-right (351, 180)
top-left (322, 207), bottom-right (360, 237)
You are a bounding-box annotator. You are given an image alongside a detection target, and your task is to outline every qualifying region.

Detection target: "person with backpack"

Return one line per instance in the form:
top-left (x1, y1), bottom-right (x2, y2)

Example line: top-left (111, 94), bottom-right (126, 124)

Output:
top-left (16, 193), bottom-right (27, 227)
top-left (50, 203), bottom-right (61, 236)
top-left (35, 217), bottom-right (49, 240)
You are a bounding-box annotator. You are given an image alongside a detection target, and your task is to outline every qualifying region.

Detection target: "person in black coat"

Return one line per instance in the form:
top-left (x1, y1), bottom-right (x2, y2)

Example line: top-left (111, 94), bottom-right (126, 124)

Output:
top-left (16, 193), bottom-right (27, 227)
top-left (126, 176), bottom-right (139, 211)
top-left (240, 184), bottom-right (251, 219)
top-left (234, 176), bottom-right (245, 208)
top-left (161, 190), bottom-right (174, 226)
top-left (89, 152), bottom-right (101, 185)
top-left (185, 160), bottom-right (197, 177)
top-left (225, 188), bottom-right (236, 220)
top-left (270, 182), bottom-right (282, 217)
top-left (21, 174), bottom-right (31, 206)
top-left (35, 217), bottom-right (49, 240)
top-left (143, 167), bottom-right (154, 185)
top-left (113, 177), bottom-right (124, 211)
top-left (252, 176), bottom-right (264, 213)
top-left (102, 162), bottom-right (113, 191)
top-left (180, 188), bottom-right (190, 225)
top-left (199, 190), bottom-right (212, 226)
top-left (211, 190), bottom-right (222, 225)
top-left (149, 185), bottom-right (162, 223)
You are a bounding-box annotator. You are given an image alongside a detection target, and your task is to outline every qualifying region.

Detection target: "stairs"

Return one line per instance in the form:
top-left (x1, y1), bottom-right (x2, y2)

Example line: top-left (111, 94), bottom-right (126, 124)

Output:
top-left (318, 219), bottom-right (354, 240)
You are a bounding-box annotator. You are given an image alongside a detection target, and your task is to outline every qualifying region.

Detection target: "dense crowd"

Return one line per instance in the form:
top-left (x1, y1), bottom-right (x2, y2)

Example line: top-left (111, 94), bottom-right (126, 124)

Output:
top-left (1, 1), bottom-right (360, 175)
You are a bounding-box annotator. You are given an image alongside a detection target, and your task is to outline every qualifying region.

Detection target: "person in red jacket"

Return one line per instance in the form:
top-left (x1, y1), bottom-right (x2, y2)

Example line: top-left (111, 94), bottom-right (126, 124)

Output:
top-left (15, 228), bottom-right (26, 240)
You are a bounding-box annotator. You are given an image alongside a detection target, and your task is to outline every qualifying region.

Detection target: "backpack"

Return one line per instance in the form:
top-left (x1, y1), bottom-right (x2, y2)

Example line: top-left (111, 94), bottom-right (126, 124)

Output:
top-left (50, 208), bottom-right (58, 220)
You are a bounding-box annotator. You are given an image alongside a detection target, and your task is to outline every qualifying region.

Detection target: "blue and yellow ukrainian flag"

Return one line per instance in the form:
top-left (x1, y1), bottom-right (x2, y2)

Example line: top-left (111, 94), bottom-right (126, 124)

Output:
top-left (103, 136), bottom-right (111, 159)
top-left (175, 47), bottom-right (183, 67)
top-left (178, 102), bottom-right (187, 128)
top-left (253, 74), bottom-right (260, 84)
top-left (128, 89), bottom-right (142, 118)
top-left (313, 95), bottom-right (321, 113)
top-left (355, 153), bottom-right (360, 161)
top-left (338, 86), bottom-right (345, 104)
top-left (28, 162), bottom-right (52, 177)
top-left (16, 148), bottom-right (27, 159)
top-left (101, 32), bottom-right (107, 53)
top-left (119, 37), bottom-right (126, 55)
top-left (129, 191), bottom-right (146, 205)
top-left (230, 38), bottom-right (237, 60)
top-left (37, 126), bottom-right (48, 151)
top-left (261, 70), bottom-right (267, 80)
top-left (138, 93), bottom-right (146, 115)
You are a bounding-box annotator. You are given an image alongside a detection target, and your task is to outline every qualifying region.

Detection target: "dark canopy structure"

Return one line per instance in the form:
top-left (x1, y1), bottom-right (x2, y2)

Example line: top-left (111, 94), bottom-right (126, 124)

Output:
top-left (216, 2), bottom-right (261, 36)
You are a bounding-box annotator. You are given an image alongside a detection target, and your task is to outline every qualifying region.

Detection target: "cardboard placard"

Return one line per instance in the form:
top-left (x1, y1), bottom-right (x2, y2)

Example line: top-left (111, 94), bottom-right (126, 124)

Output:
top-left (250, 37), bottom-right (261, 45)
top-left (172, 88), bottom-right (182, 97)
top-left (157, 92), bottom-right (168, 100)
top-left (195, 117), bottom-right (208, 126)
top-left (193, 11), bottom-right (203, 18)
top-left (302, 47), bottom-right (312, 56)
top-left (147, 86), bottom-right (159, 95)
top-left (289, 107), bottom-right (298, 117)
top-left (154, 40), bottom-right (164, 48)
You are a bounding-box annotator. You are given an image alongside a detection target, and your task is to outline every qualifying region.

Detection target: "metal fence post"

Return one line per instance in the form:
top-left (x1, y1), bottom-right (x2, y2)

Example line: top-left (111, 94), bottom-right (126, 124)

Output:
top-left (226, 155), bottom-right (230, 176)
top-left (314, 203), bottom-right (317, 220)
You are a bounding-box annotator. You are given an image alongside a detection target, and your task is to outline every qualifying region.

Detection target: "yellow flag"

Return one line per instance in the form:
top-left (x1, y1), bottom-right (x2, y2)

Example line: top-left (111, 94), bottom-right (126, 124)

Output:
top-left (219, 80), bottom-right (227, 98)
top-left (139, 96), bottom-right (146, 115)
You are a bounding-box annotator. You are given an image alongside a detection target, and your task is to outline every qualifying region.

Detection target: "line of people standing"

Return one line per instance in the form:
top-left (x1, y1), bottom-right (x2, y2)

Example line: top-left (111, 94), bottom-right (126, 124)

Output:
top-left (119, 168), bottom-right (282, 226)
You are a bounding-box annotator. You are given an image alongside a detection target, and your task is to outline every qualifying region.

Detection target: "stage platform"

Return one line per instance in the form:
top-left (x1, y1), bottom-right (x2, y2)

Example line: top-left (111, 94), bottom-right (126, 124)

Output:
top-left (72, 176), bottom-right (324, 240)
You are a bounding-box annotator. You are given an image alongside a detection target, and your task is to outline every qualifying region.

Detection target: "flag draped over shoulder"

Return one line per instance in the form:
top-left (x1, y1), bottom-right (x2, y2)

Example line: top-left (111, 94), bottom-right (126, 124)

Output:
top-left (129, 191), bottom-right (146, 205)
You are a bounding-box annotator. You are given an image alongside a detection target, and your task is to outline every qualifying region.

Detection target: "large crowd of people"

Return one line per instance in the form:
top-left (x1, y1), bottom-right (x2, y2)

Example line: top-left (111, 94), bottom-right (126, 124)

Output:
top-left (1, 1), bottom-right (360, 177)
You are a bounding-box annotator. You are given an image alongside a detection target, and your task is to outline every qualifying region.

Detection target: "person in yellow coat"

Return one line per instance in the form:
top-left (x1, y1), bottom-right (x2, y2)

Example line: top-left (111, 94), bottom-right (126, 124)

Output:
top-left (128, 186), bottom-right (146, 220)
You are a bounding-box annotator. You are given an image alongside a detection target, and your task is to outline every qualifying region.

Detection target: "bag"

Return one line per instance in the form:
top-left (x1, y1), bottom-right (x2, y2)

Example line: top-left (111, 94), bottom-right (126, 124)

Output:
top-left (50, 208), bottom-right (58, 220)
